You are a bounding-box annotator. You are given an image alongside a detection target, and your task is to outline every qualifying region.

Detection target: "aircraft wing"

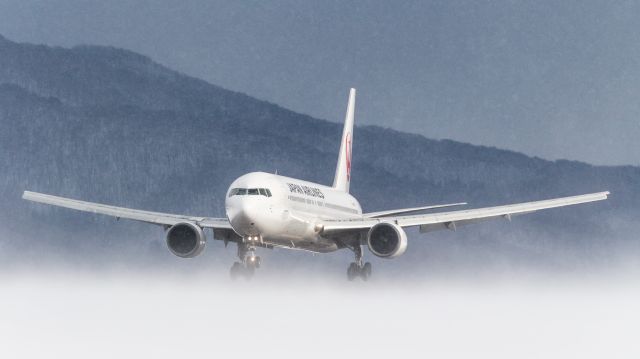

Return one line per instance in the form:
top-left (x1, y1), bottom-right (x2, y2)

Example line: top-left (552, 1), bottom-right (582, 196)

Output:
top-left (320, 191), bottom-right (610, 233)
top-left (362, 202), bottom-right (467, 218)
top-left (22, 191), bottom-right (232, 229)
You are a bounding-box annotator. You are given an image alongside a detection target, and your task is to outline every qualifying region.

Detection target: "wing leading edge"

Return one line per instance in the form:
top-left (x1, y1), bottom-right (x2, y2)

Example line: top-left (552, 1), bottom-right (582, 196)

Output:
top-left (22, 191), bottom-right (232, 229)
top-left (320, 191), bottom-right (610, 233)
top-left (363, 202), bottom-right (467, 218)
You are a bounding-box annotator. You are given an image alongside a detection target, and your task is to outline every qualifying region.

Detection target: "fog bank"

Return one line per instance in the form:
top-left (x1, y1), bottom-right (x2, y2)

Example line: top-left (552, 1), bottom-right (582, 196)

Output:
top-left (1, 272), bottom-right (638, 359)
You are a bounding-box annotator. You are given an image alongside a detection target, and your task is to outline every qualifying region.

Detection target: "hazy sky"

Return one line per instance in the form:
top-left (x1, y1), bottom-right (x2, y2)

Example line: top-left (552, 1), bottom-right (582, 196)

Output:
top-left (0, 0), bottom-right (638, 165)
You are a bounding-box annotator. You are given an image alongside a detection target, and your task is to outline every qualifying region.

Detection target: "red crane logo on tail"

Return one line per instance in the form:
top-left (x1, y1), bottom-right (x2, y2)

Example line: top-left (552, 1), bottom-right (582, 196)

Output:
top-left (346, 132), bottom-right (352, 181)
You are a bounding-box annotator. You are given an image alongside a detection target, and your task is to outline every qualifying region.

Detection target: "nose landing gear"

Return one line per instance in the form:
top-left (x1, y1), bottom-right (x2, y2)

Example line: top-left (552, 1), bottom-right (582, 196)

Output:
top-left (347, 245), bottom-right (372, 281)
top-left (230, 241), bottom-right (261, 280)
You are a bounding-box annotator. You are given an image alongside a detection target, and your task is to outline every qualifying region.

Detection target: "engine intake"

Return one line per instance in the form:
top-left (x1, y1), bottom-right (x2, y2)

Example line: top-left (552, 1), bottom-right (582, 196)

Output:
top-left (166, 222), bottom-right (206, 258)
top-left (366, 223), bottom-right (408, 258)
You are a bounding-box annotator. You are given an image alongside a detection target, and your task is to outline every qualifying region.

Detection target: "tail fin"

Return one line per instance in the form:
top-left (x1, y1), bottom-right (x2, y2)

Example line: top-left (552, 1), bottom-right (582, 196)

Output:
top-left (333, 88), bottom-right (356, 193)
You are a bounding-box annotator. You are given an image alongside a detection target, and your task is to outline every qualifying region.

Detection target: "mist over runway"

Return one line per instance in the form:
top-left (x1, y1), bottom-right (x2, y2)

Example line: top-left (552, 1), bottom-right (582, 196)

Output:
top-left (1, 270), bottom-right (638, 359)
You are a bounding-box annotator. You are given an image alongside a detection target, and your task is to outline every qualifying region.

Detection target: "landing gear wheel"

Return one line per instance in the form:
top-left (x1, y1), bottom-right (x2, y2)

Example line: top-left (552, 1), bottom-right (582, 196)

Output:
top-left (230, 262), bottom-right (243, 280)
top-left (362, 262), bottom-right (372, 281)
top-left (230, 261), bottom-right (256, 281)
top-left (346, 245), bottom-right (372, 281)
top-left (347, 262), bottom-right (358, 281)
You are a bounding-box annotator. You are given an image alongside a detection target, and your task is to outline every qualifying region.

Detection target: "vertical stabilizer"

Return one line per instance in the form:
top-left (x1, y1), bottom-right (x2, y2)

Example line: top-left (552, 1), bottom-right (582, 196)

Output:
top-left (333, 88), bottom-right (356, 192)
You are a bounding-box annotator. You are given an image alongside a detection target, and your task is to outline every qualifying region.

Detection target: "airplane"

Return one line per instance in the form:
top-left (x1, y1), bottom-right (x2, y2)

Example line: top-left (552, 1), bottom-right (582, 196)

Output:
top-left (22, 88), bottom-right (610, 280)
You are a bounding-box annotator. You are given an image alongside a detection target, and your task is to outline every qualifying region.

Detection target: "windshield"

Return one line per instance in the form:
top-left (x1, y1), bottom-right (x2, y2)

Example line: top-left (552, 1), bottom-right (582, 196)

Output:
top-left (228, 188), bottom-right (272, 197)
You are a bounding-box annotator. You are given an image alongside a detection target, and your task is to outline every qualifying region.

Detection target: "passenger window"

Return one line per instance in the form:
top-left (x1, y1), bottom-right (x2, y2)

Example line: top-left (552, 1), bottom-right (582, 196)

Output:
top-left (248, 188), bottom-right (259, 195)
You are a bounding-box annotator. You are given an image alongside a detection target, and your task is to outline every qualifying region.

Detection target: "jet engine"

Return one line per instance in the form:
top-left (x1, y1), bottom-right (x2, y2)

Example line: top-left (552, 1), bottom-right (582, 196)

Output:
top-left (166, 222), bottom-right (206, 258)
top-left (366, 223), bottom-right (408, 258)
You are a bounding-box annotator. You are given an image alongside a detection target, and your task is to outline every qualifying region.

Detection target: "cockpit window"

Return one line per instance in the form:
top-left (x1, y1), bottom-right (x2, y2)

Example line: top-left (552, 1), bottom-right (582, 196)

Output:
top-left (228, 187), bottom-right (272, 197)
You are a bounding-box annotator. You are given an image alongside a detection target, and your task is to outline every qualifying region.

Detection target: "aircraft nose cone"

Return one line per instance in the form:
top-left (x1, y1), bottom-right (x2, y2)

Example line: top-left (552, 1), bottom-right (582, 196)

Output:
top-left (228, 200), bottom-right (260, 236)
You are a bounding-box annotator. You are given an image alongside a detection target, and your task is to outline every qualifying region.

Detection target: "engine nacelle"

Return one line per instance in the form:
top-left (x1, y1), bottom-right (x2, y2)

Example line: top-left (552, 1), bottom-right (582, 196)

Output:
top-left (166, 222), bottom-right (206, 258)
top-left (366, 222), bottom-right (408, 258)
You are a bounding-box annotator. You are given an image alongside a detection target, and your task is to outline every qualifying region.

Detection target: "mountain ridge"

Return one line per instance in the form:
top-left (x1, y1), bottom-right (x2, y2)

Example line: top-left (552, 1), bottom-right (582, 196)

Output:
top-left (0, 35), bottom-right (627, 170)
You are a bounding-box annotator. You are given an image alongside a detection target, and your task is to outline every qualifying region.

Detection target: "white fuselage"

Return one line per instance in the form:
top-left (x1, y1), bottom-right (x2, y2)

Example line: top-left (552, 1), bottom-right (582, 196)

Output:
top-left (225, 172), bottom-right (362, 252)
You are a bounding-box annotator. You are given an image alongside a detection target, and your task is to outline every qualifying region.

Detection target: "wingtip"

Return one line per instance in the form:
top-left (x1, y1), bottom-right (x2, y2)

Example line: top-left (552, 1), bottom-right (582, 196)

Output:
top-left (22, 190), bottom-right (41, 201)
top-left (593, 191), bottom-right (610, 200)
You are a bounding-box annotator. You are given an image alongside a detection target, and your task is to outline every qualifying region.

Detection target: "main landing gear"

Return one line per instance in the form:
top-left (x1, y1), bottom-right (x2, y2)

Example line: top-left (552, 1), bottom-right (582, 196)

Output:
top-left (230, 241), bottom-right (261, 280)
top-left (347, 245), bottom-right (372, 281)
